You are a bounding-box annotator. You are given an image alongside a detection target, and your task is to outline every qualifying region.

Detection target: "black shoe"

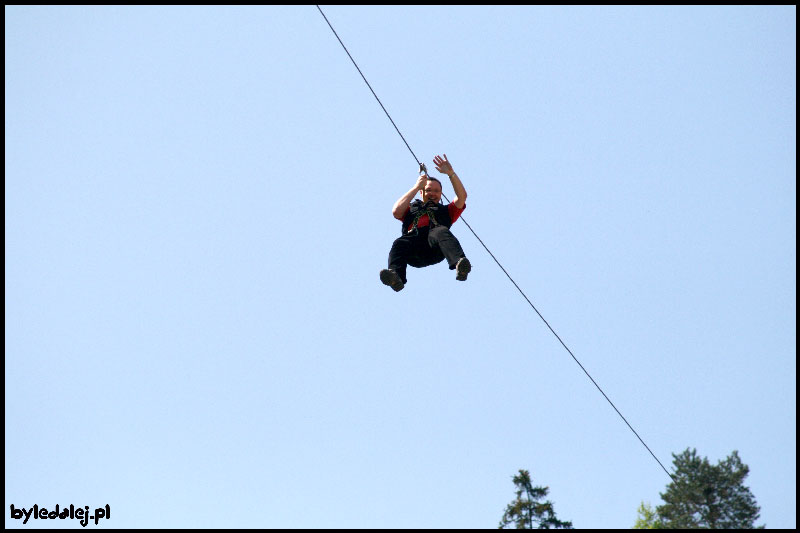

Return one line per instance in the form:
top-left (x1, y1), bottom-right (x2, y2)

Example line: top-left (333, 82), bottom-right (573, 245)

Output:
top-left (380, 269), bottom-right (405, 292)
top-left (455, 257), bottom-right (471, 281)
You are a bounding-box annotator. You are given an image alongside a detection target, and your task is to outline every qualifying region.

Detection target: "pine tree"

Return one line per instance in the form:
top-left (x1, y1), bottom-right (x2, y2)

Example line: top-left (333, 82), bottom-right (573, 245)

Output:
top-left (655, 448), bottom-right (764, 529)
top-left (498, 470), bottom-right (573, 529)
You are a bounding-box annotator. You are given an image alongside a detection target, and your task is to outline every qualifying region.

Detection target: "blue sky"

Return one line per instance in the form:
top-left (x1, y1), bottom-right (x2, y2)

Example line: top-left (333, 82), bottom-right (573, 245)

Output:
top-left (5, 5), bottom-right (795, 528)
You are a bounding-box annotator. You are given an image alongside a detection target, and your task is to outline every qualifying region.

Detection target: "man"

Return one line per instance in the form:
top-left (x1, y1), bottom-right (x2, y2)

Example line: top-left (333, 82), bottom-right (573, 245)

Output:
top-left (380, 154), bottom-right (471, 292)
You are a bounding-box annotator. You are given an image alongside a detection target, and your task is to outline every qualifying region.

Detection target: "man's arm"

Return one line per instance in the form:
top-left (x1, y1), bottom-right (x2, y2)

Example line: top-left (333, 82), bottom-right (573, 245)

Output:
top-left (434, 154), bottom-right (467, 209)
top-left (392, 174), bottom-right (427, 220)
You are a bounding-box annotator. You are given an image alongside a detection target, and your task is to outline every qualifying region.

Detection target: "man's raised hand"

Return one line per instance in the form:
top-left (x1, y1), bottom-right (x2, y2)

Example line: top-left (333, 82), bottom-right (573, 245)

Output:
top-left (433, 154), bottom-right (454, 176)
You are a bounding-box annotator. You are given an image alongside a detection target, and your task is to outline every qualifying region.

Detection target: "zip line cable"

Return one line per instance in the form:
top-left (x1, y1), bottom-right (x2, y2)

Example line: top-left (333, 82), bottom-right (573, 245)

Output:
top-left (316, 5), bottom-right (421, 166)
top-left (315, 4), bottom-right (675, 483)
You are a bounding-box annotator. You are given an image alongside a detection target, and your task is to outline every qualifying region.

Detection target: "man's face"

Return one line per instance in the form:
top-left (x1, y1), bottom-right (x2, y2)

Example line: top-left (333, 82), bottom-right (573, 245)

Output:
top-left (422, 180), bottom-right (442, 204)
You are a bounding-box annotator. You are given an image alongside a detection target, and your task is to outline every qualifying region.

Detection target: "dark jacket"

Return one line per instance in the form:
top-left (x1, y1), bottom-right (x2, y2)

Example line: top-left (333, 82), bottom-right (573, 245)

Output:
top-left (401, 200), bottom-right (453, 235)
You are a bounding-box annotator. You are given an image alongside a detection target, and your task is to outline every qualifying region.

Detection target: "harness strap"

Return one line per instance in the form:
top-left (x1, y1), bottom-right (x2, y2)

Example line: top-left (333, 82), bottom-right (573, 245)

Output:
top-left (407, 202), bottom-right (440, 235)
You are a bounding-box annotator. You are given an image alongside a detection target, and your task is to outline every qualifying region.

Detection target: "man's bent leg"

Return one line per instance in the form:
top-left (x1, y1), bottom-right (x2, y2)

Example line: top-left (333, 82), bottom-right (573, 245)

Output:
top-left (427, 226), bottom-right (467, 270)
top-left (386, 234), bottom-right (417, 284)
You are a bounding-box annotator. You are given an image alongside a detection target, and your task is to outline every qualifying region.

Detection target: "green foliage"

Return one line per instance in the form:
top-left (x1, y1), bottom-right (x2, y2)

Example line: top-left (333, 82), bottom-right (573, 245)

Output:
top-left (633, 502), bottom-right (665, 529)
top-left (499, 470), bottom-right (573, 529)
top-left (654, 448), bottom-right (764, 529)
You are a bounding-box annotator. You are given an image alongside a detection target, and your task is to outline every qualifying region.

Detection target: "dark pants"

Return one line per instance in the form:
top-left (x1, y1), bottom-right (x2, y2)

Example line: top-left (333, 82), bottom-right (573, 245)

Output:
top-left (387, 226), bottom-right (466, 284)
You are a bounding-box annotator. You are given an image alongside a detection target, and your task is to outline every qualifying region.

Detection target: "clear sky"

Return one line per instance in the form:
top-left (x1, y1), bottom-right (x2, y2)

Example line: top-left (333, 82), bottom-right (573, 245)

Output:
top-left (5, 5), bottom-right (795, 529)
